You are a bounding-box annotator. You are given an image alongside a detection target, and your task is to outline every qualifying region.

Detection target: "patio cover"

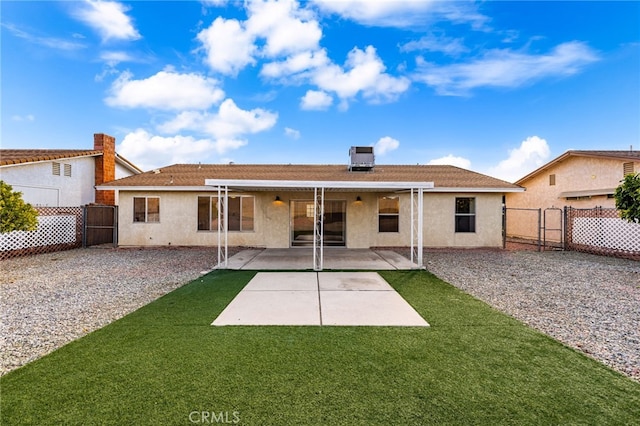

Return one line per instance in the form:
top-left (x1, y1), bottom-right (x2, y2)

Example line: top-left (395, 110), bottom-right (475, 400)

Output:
top-left (204, 179), bottom-right (435, 271)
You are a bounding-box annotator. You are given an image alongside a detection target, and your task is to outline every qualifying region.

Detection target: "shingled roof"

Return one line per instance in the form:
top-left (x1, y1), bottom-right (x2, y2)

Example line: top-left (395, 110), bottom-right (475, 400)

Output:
top-left (0, 149), bottom-right (102, 166)
top-left (98, 163), bottom-right (521, 191)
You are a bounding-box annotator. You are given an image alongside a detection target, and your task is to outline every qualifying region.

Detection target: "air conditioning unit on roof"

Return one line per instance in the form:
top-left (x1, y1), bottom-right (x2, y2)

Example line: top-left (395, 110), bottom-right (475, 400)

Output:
top-left (349, 146), bottom-right (374, 172)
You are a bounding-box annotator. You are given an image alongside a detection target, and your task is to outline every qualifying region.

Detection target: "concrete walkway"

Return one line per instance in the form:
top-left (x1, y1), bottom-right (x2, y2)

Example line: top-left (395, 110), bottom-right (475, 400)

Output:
top-left (226, 248), bottom-right (416, 270)
top-left (212, 272), bottom-right (429, 327)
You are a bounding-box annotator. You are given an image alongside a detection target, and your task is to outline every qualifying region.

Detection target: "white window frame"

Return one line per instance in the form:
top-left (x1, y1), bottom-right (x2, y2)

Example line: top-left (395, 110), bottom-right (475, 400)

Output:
top-left (197, 195), bottom-right (254, 232)
top-left (455, 197), bottom-right (476, 233)
top-left (133, 196), bottom-right (160, 223)
top-left (378, 195), bottom-right (399, 233)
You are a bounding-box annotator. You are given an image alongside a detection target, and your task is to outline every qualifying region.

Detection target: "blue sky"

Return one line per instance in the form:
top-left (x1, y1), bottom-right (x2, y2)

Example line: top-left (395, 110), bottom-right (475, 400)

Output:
top-left (2, 1), bottom-right (639, 181)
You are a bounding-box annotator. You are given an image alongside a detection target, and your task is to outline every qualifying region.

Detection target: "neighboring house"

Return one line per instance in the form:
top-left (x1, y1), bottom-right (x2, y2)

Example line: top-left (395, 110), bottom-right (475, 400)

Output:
top-left (98, 148), bottom-right (523, 259)
top-left (0, 133), bottom-right (142, 207)
top-left (507, 150), bottom-right (639, 210)
top-left (505, 150), bottom-right (640, 243)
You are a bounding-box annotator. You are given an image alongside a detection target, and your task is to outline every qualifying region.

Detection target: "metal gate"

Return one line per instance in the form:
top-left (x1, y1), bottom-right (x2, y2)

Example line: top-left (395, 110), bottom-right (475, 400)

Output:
top-left (542, 207), bottom-right (563, 250)
top-left (83, 205), bottom-right (117, 247)
top-left (504, 207), bottom-right (564, 251)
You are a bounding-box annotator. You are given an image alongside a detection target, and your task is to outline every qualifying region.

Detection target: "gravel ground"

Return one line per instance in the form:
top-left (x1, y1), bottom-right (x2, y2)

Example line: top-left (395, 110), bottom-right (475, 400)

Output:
top-left (2, 247), bottom-right (639, 383)
top-left (0, 247), bottom-right (239, 376)
top-left (419, 249), bottom-right (640, 382)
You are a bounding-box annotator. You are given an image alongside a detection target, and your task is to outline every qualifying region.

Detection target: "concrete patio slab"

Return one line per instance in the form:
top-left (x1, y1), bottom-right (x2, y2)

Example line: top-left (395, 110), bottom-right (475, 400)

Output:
top-left (320, 291), bottom-right (428, 326)
top-left (243, 272), bottom-right (317, 291)
top-left (225, 249), bottom-right (263, 269)
top-left (318, 272), bottom-right (393, 291)
top-left (212, 272), bottom-right (429, 327)
top-left (228, 248), bottom-right (417, 270)
top-left (211, 289), bottom-right (320, 326)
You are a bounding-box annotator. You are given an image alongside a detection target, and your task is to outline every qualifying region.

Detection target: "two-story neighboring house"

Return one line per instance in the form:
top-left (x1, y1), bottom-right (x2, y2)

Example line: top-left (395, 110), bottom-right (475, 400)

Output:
top-left (0, 133), bottom-right (142, 207)
top-left (505, 150), bottom-right (640, 244)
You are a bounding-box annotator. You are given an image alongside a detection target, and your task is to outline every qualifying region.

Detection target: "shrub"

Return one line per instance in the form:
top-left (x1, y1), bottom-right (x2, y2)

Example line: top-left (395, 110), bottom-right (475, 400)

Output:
top-left (0, 180), bottom-right (39, 233)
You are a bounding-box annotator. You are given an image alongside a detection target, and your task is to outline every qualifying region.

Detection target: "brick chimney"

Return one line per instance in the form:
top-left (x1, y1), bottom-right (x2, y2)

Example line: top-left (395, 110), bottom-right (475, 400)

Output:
top-left (94, 133), bottom-right (116, 205)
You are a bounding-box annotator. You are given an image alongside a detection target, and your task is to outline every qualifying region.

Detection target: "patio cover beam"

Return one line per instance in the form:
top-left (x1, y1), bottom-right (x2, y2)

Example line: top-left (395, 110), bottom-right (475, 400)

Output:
top-left (205, 179), bottom-right (434, 191)
top-left (205, 179), bottom-right (434, 270)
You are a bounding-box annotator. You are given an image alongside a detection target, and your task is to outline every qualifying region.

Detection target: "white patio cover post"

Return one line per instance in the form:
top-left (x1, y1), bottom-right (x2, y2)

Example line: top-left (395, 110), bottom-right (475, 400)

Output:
top-left (216, 185), bottom-right (228, 268)
top-left (313, 186), bottom-right (325, 271)
top-left (410, 187), bottom-right (424, 268)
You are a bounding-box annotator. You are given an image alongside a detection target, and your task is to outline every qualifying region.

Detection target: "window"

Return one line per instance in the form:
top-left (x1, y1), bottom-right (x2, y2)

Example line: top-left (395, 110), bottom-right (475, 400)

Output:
top-left (133, 197), bottom-right (160, 222)
top-left (623, 162), bottom-right (634, 176)
top-left (378, 196), bottom-right (399, 232)
top-left (455, 197), bottom-right (476, 233)
top-left (549, 174), bottom-right (556, 186)
top-left (64, 163), bottom-right (72, 177)
top-left (198, 195), bottom-right (254, 231)
top-left (52, 162), bottom-right (61, 176)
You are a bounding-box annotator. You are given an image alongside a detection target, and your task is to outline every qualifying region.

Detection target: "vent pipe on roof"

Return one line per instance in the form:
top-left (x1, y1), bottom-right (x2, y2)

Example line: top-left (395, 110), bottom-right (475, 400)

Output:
top-left (349, 146), bottom-right (375, 172)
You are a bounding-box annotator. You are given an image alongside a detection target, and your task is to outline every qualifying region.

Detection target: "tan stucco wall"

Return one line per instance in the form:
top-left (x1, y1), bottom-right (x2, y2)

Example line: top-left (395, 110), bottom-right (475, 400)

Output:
top-left (116, 191), bottom-right (505, 249)
top-left (505, 157), bottom-right (638, 242)
top-left (507, 157), bottom-right (639, 210)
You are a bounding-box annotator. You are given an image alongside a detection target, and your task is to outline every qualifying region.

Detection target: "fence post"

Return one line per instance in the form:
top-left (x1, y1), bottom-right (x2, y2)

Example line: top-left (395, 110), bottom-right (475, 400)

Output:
top-left (113, 206), bottom-right (118, 248)
top-left (82, 205), bottom-right (87, 248)
top-left (502, 204), bottom-right (507, 249)
top-left (537, 208), bottom-right (542, 252)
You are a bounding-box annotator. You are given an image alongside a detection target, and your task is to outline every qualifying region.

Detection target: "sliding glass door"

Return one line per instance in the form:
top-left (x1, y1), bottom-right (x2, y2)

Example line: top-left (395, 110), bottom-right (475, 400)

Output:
top-left (290, 200), bottom-right (346, 247)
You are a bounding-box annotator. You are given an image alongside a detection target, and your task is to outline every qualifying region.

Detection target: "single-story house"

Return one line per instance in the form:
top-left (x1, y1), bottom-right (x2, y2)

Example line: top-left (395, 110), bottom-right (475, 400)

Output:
top-left (98, 147), bottom-right (522, 268)
top-left (0, 133), bottom-right (142, 207)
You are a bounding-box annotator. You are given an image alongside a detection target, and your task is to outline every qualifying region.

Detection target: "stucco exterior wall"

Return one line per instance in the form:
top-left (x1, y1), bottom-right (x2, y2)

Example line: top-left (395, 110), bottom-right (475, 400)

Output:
top-left (116, 190), bottom-right (505, 249)
top-left (0, 157), bottom-right (96, 207)
top-left (506, 156), bottom-right (639, 210)
top-left (504, 156), bottom-right (638, 243)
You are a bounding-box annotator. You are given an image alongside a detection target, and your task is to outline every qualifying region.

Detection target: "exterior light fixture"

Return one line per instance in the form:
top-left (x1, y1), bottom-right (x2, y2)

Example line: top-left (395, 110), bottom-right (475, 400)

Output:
top-left (275, 196), bottom-right (281, 202)
top-left (356, 196), bottom-right (362, 202)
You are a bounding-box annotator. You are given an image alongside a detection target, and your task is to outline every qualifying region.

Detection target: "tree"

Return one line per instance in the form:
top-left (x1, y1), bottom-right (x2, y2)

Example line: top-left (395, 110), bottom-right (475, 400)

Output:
top-left (614, 172), bottom-right (640, 223)
top-left (0, 180), bottom-right (39, 233)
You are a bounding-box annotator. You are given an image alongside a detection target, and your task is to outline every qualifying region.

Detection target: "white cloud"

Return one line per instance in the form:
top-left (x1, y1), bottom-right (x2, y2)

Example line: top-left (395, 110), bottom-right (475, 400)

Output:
top-left (486, 136), bottom-right (551, 182)
top-left (196, 2), bottom-right (409, 107)
top-left (196, 16), bottom-right (256, 76)
top-left (246, 0), bottom-right (322, 57)
top-left (105, 70), bottom-right (225, 110)
top-left (157, 99), bottom-right (278, 140)
top-left (428, 154), bottom-right (471, 169)
top-left (99, 50), bottom-right (135, 66)
top-left (374, 136), bottom-right (400, 156)
top-left (311, 0), bottom-right (488, 29)
top-left (73, 0), bottom-right (141, 42)
top-left (205, 99), bottom-right (278, 138)
top-left (400, 33), bottom-right (468, 56)
top-left (3, 23), bottom-right (86, 50)
top-left (117, 129), bottom-right (223, 171)
top-left (300, 90), bottom-right (333, 110)
top-left (284, 127), bottom-right (301, 139)
top-left (11, 114), bottom-right (35, 122)
top-left (312, 46), bottom-right (410, 103)
top-left (415, 41), bottom-right (599, 96)
top-left (261, 50), bottom-right (329, 79)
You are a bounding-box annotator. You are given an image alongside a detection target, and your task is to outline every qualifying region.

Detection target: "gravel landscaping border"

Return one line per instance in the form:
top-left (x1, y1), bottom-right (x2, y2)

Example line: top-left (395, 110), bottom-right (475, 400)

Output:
top-left (1, 246), bottom-right (241, 376)
top-left (418, 249), bottom-right (640, 382)
top-left (2, 247), bottom-right (639, 383)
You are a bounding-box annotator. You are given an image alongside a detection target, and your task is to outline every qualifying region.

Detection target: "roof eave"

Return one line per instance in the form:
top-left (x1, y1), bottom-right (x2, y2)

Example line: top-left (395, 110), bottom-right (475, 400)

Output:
top-left (0, 152), bottom-right (101, 167)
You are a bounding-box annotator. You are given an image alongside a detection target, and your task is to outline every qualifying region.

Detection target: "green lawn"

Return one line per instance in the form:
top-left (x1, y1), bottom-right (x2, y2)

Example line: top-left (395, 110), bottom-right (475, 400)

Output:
top-left (2, 270), bottom-right (639, 425)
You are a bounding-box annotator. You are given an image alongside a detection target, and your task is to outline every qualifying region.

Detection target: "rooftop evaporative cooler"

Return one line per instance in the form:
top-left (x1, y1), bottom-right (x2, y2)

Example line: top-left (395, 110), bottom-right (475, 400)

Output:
top-left (349, 146), bottom-right (375, 172)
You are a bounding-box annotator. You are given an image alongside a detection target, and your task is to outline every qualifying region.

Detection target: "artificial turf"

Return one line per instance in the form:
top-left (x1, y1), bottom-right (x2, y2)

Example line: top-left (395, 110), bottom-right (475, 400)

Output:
top-left (1, 270), bottom-right (639, 424)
